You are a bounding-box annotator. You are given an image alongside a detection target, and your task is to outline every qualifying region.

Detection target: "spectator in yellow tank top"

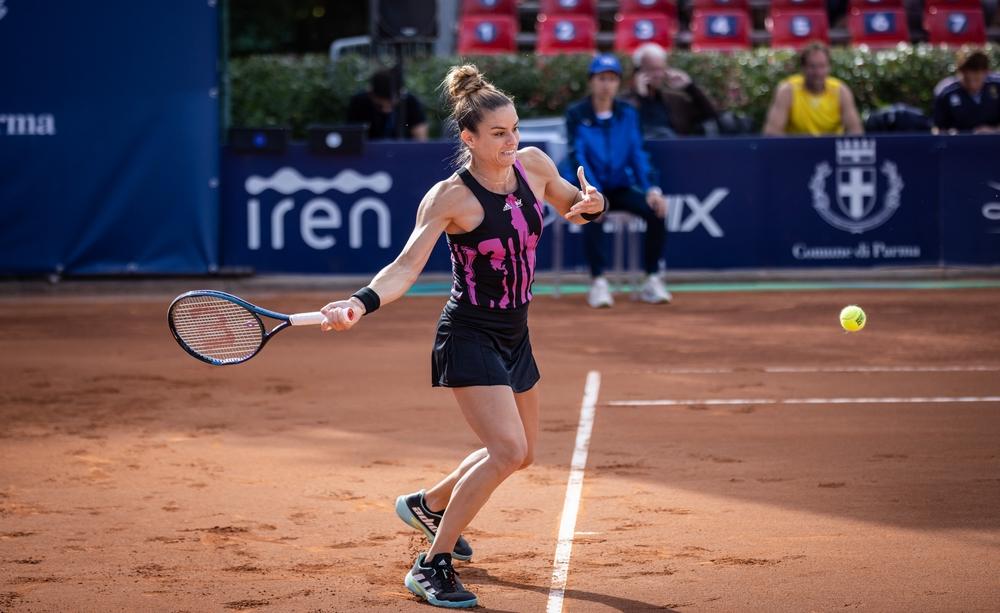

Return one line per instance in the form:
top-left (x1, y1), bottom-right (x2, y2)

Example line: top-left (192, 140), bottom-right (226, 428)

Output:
top-left (762, 42), bottom-right (864, 137)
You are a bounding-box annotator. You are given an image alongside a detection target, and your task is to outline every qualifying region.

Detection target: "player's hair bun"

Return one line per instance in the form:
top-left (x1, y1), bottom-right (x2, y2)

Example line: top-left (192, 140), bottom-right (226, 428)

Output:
top-left (445, 65), bottom-right (487, 102)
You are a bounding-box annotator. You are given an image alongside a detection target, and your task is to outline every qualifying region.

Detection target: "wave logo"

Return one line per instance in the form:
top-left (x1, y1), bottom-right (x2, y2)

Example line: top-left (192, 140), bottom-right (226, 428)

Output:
top-left (244, 167), bottom-right (393, 251)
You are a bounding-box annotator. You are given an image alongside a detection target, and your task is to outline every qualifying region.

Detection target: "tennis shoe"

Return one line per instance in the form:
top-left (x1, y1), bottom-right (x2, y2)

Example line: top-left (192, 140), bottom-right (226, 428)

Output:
top-left (639, 274), bottom-right (672, 304)
top-left (395, 491), bottom-right (473, 561)
top-left (405, 552), bottom-right (478, 608)
top-left (587, 277), bottom-right (614, 308)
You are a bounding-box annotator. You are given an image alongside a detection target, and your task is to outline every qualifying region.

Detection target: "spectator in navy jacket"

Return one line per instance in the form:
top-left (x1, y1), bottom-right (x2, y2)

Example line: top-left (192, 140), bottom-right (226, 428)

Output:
top-left (561, 54), bottom-right (671, 308)
top-left (932, 50), bottom-right (1000, 135)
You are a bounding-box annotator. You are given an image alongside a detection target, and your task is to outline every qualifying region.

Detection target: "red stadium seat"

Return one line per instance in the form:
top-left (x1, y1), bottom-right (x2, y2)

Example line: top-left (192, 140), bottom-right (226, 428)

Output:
top-left (540, 0), bottom-right (598, 17)
top-left (924, 7), bottom-right (987, 44)
top-left (924, 0), bottom-right (984, 7)
top-left (768, 10), bottom-right (830, 48)
top-left (457, 15), bottom-right (518, 54)
top-left (690, 10), bottom-right (752, 51)
top-left (536, 14), bottom-right (597, 54)
top-left (619, 0), bottom-right (679, 19)
top-left (460, 0), bottom-right (518, 17)
top-left (848, 0), bottom-right (904, 9)
top-left (771, 0), bottom-right (825, 10)
top-left (614, 13), bottom-right (675, 52)
top-left (460, 0), bottom-right (517, 18)
top-left (848, 7), bottom-right (910, 48)
top-left (691, 0), bottom-right (750, 11)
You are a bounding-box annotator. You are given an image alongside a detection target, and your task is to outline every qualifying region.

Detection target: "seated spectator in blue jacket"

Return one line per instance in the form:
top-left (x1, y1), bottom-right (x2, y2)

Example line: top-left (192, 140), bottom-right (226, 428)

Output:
top-left (932, 50), bottom-right (1000, 135)
top-left (561, 54), bottom-right (671, 308)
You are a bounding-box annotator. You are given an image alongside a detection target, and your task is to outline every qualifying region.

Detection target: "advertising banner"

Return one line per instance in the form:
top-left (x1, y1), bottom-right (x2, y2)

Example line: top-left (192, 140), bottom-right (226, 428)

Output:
top-left (0, 1), bottom-right (220, 275)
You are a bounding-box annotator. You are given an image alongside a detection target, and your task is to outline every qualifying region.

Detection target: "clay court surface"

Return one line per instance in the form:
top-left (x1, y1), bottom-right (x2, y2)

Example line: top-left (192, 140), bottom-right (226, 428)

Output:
top-left (1, 284), bottom-right (998, 612)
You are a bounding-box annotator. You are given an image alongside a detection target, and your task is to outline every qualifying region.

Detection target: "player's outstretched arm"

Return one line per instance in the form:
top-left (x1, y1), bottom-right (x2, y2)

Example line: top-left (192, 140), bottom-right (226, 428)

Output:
top-left (320, 181), bottom-right (457, 331)
top-left (519, 146), bottom-right (605, 225)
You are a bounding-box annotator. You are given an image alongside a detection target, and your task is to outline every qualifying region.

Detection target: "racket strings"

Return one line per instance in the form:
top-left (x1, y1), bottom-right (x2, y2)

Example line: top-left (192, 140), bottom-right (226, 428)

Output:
top-left (171, 296), bottom-right (264, 363)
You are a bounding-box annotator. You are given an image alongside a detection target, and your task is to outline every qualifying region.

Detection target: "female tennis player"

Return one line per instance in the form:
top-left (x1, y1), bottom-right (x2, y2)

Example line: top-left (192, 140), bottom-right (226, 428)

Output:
top-left (319, 64), bottom-right (606, 608)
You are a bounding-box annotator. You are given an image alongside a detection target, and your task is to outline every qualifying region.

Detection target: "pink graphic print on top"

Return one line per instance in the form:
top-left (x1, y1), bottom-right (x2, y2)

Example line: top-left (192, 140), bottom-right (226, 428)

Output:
top-left (451, 243), bottom-right (479, 306)
top-left (477, 238), bottom-right (509, 309)
top-left (472, 192), bottom-right (540, 309)
top-left (507, 193), bottom-right (541, 305)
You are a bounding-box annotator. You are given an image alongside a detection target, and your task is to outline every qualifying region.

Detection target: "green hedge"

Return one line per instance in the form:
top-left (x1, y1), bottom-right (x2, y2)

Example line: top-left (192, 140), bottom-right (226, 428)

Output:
top-left (228, 45), bottom-right (999, 137)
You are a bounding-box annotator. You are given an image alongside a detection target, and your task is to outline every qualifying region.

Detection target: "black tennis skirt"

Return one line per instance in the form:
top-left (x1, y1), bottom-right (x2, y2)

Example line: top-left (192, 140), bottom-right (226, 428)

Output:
top-left (431, 299), bottom-right (540, 393)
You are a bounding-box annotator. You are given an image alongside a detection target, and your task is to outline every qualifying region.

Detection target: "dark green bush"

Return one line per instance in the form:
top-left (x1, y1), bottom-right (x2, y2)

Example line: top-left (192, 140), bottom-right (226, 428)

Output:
top-left (228, 45), bottom-right (999, 137)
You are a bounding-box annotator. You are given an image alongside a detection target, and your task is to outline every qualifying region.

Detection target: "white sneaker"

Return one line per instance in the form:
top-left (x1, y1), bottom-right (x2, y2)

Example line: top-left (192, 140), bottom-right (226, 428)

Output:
top-left (587, 277), bottom-right (614, 308)
top-left (639, 274), bottom-right (672, 304)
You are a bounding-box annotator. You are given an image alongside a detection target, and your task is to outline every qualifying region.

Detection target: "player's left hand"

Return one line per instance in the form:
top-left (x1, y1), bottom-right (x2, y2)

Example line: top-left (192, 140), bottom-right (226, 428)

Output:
top-left (320, 299), bottom-right (360, 332)
top-left (565, 166), bottom-right (605, 221)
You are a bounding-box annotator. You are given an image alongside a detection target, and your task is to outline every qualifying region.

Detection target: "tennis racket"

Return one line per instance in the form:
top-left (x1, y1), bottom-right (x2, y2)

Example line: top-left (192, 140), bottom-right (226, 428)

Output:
top-left (167, 290), bottom-right (351, 366)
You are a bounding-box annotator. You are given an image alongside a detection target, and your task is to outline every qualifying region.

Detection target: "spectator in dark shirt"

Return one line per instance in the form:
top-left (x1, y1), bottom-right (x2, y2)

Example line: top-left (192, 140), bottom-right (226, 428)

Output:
top-left (347, 68), bottom-right (429, 141)
top-left (933, 50), bottom-right (1000, 135)
top-left (625, 42), bottom-right (718, 138)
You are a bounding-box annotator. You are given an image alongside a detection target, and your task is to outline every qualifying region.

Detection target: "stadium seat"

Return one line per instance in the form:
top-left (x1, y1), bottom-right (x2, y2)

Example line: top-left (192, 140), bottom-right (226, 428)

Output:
top-left (619, 0), bottom-right (679, 19)
top-left (460, 0), bottom-right (518, 17)
top-left (768, 10), bottom-right (830, 48)
top-left (770, 0), bottom-right (825, 10)
top-left (537, 14), bottom-right (598, 54)
top-left (457, 15), bottom-right (518, 54)
top-left (614, 13), bottom-right (675, 52)
top-left (924, 0), bottom-right (984, 7)
top-left (540, 0), bottom-right (598, 17)
top-left (848, 0), bottom-right (904, 9)
top-left (924, 7), bottom-right (987, 44)
top-left (848, 7), bottom-right (910, 47)
top-left (691, 0), bottom-right (750, 11)
top-left (690, 10), bottom-right (752, 51)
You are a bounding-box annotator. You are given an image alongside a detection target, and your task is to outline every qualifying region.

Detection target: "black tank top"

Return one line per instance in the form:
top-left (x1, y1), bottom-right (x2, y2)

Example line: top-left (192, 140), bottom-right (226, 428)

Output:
top-left (448, 159), bottom-right (544, 310)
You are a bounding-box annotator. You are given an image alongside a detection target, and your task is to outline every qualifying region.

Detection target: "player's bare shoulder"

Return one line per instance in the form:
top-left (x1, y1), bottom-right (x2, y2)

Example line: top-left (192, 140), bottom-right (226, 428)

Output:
top-left (516, 146), bottom-right (552, 172)
top-left (516, 146), bottom-right (558, 182)
top-left (419, 174), bottom-right (469, 218)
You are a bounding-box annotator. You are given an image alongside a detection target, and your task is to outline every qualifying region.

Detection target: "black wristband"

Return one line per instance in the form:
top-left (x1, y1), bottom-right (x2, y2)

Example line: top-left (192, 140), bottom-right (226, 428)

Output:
top-left (580, 192), bottom-right (608, 222)
top-left (351, 287), bottom-right (380, 315)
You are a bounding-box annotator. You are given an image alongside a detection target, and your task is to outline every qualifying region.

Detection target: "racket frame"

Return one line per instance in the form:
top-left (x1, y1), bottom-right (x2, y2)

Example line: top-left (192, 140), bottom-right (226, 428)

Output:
top-left (168, 289), bottom-right (297, 366)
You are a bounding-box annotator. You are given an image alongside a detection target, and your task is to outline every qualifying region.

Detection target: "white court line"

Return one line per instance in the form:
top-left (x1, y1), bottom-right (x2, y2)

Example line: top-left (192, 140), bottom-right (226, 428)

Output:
top-left (765, 366), bottom-right (1000, 373)
top-left (547, 370), bottom-right (601, 613)
top-left (607, 396), bottom-right (1000, 407)
top-left (639, 365), bottom-right (1000, 374)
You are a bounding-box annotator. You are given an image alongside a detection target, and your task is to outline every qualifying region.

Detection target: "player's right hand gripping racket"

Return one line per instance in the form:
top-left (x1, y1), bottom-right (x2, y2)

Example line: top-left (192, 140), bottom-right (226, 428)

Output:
top-left (168, 290), bottom-right (350, 366)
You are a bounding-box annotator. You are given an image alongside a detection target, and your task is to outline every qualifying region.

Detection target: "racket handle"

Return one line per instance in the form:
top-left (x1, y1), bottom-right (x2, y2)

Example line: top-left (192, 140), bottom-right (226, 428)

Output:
top-left (289, 311), bottom-right (327, 326)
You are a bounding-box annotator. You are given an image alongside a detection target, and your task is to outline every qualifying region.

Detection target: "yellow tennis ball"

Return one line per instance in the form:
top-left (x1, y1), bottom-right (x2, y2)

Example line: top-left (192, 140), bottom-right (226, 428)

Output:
top-left (840, 305), bottom-right (866, 332)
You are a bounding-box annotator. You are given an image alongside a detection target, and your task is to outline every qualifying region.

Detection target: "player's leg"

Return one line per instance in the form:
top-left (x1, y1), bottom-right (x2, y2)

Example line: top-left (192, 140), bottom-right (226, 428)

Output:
top-left (427, 385), bottom-right (528, 558)
top-left (424, 448), bottom-right (487, 512)
top-left (396, 450), bottom-right (480, 561)
top-left (514, 384), bottom-right (539, 469)
top-left (404, 385), bottom-right (526, 608)
top-left (428, 385), bottom-right (536, 499)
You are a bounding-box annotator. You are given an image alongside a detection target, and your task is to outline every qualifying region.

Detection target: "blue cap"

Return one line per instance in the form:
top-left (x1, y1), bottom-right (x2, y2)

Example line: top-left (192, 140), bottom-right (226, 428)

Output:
top-left (588, 54), bottom-right (622, 77)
